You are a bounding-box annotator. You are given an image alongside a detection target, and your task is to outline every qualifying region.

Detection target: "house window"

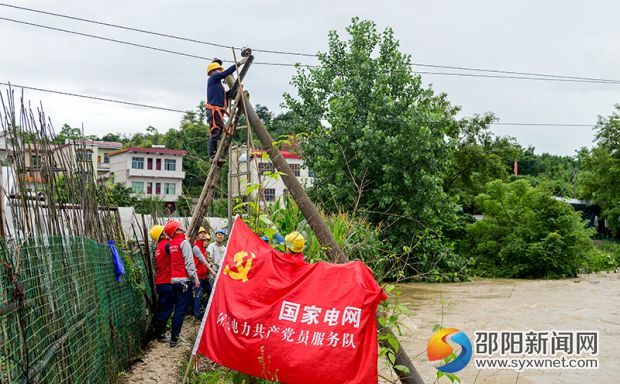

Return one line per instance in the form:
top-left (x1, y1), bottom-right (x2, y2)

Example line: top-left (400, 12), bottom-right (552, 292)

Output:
top-left (258, 162), bottom-right (274, 175)
top-left (164, 159), bottom-right (176, 171)
top-left (155, 182), bottom-right (161, 195)
top-left (146, 182), bottom-right (153, 195)
top-left (264, 188), bottom-right (276, 201)
top-left (97, 156), bottom-right (102, 163)
top-left (132, 157), bottom-right (144, 169)
top-left (30, 154), bottom-right (42, 168)
top-left (290, 163), bottom-right (301, 177)
top-left (156, 158), bottom-right (161, 170)
top-left (164, 183), bottom-right (176, 195)
top-left (131, 181), bottom-right (144, 194)
top-left (76, 150), bottom-right (92, 162)
top-left (308, 169), bottom-right (317, 178)
top-left (103, 153), bottom-right (110, 164)
top-left (147, 158), bottom-right (153, 170)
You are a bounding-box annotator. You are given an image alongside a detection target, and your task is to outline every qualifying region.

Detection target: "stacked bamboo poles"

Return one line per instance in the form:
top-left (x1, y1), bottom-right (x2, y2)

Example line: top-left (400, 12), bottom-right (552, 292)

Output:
top-left (0, 86), bottom-right (150, 383)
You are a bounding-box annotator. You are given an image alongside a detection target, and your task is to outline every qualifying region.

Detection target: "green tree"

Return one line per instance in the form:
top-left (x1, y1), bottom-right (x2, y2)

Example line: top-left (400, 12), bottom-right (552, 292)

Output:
top-left (282, 18), bottom-right (468, 279)
top-left (578, 105), bottom-right (620, 234)
top-left (444, 116), bottom-right (520, 212)
top-left (55, 124), bottom-right (83, 144)
top-left (103, 182), bottom-right (138, 207)
top-left (465, 179), bottom-right (594, 278)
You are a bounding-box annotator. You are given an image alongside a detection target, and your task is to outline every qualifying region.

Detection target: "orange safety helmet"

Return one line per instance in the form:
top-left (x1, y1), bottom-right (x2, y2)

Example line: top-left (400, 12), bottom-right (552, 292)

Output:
top-left (163, 220), bottom-right (183, 238)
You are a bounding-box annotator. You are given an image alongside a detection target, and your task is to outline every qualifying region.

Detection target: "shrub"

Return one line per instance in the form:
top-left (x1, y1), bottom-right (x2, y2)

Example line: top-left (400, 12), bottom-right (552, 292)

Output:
top-left (582, 241), bottom-right (620, 273)
top-left (465, 179), bottom-right (595, 278)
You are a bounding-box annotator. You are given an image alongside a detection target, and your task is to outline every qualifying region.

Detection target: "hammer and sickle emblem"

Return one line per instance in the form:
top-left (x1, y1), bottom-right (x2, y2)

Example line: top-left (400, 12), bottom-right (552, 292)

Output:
top-left (223, 250), bottom-right (256, 282)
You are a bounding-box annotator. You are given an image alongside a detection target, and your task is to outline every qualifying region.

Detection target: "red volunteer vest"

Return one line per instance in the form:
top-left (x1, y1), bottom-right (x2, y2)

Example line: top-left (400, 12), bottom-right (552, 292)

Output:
top-left (170, 234), bottom-right (189, 280)
top-left (154, 239), bottom-right (171, 285)
top-left (194, 241), bottom-right (208, 280)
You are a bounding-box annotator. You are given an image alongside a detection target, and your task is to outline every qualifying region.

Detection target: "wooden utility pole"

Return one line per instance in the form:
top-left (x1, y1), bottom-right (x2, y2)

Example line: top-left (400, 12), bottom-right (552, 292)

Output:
top-left (187, 53), bottom-right (424, 384)
top-left (244, 100), bottom-right (424, 384)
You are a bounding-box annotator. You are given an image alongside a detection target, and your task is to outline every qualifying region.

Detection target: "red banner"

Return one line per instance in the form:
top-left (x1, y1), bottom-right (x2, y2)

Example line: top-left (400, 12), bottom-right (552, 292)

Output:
top-left (193, 217), bottom-right (386, 383)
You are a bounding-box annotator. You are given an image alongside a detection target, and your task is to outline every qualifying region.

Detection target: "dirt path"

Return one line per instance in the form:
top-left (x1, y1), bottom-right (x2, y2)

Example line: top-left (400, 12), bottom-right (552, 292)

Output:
top-left (124, 321), bottom-right (199, 384)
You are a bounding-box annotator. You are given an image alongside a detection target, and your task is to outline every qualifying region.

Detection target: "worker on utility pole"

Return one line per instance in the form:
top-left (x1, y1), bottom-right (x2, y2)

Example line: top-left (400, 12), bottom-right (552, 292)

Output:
top-left (192, 227), bottom-right (214, 320)
top-left (149, 225), bottom-right (174, 343)
top-left (164, 220), bottom-right (200, 347)
top-left (206, 57), bottom-right (247, 160)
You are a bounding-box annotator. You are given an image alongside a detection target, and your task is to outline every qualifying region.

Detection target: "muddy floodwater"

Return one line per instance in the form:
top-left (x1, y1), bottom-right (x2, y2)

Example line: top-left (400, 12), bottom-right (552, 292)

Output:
top-left (384, 272), bottom-right (620, 383)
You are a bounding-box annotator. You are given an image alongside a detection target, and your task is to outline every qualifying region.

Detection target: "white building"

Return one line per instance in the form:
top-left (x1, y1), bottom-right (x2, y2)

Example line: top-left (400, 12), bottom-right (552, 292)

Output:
top-left (64, 140), bottom-right (123, 178)
top-left (109, 146), bottom-right (187, 203)
top-left (229, 146), bottom-right (315, 202)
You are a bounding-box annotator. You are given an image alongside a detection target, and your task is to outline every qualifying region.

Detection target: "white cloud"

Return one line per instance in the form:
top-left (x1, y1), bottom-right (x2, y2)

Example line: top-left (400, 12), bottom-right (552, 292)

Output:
top-left (1, 0), bottom-right (619, 154)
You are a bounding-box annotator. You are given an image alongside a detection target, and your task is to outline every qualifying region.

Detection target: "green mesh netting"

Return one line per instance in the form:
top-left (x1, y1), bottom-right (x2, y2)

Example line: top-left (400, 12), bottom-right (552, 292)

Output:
top-left (0, 236), bottom-right (152, 383)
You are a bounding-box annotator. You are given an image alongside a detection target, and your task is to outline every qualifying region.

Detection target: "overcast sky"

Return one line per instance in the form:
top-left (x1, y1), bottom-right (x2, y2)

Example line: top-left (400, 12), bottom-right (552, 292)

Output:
top-left (1, 0), bottom-right (619, 155)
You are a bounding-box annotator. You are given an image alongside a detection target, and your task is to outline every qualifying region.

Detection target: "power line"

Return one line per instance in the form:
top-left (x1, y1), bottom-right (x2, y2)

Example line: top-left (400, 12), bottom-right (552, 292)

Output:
top-left (413, 63), bottom-right (620, 84)
top-left (4, 16), bottom-right (620, 86)
top-left (0, 16), bottom-right (304, 68)
top-left (0, 82), bottom-right (187, 113)
top-left (0, 82), bottom-right (596, 128)
top-left (0, 2), bottom-right (317, 58)
top-left (414, 71), bottom-right (620, 84)
top-left (2, 2), bottom-right (619, 84)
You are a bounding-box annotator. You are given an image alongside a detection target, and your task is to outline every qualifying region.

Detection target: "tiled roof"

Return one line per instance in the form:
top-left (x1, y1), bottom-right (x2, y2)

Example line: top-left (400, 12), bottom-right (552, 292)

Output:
top-left (109, 147), bottom-right (187, 156)
top-left (73, 140), bottom-right (123, 149)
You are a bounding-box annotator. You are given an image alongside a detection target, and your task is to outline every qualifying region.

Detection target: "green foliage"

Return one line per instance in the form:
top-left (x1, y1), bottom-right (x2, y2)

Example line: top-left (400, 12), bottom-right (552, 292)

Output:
top-left (517, 148), bottom-right (578, 197)
top-left (378, 285), bottom-right (411, 376)
top-left (464, 179), bottom-right (595, 278)
top-left (582, 241), bottom-right (620, 273)
top-left (54, 123), bottom-right (83, 144)
top-left (135, 196), bottom-right (165, 215)
top-left (282, 17), bottom-right (468, 279)
top-left (103, 182), bottom-right (138, 207)
top-left (578, 105), bottom-right (620, 233)
top-left (236, 192), bottom-right (396, 281)
top-left (444, 119), bottom-right (518, 212)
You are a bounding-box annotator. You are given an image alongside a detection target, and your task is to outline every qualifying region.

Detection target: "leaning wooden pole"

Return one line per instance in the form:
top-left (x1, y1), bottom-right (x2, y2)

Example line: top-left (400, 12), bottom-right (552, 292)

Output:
top-left (244, 100), bottom-right (424, 384)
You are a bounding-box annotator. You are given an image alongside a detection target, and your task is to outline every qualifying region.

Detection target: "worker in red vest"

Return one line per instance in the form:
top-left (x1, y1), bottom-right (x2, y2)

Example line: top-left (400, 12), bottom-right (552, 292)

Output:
top-left (206, 57), bottom-right (247, 159)
top-left (164, 220), bottom-right (200, 347)
top-left (150, 225), bottom-right (174, 342)
top-left (193, 226), bottom-right (214, 320)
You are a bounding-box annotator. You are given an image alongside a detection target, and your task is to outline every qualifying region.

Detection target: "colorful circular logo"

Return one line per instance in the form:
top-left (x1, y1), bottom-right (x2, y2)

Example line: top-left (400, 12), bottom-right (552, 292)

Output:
top-left (427, 328), bottom-right (473, 373)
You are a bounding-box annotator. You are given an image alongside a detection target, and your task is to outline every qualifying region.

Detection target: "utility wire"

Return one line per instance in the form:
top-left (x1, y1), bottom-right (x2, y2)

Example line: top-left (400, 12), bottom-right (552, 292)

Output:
top-left (0, 16), bottom-right (303, 67)
top-left (0, 82), bottom-right (187, 113)
top-left (1, 2), bottom-right (619, 84)
top-left (0, 2), bottom-right (317, 57)
top-left (0, 82), bottom-right (596, 127)
top-left (4, 16), bottom-right (620, 85)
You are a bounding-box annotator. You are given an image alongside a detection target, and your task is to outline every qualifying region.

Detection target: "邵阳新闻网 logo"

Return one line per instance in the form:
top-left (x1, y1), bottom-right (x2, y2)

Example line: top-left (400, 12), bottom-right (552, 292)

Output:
top-left (427, 328), bottom-right (472, 373)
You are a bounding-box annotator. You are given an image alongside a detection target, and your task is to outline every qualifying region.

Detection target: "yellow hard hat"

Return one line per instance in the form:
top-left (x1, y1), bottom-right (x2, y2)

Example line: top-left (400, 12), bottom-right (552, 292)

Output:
top-left (285, 231), bottom-right (305, 253)
top-left (207, 62), bottom-right (224, 75)
top-left (198, 226), bottom-right (211, 240)
top-left (149, 225), bottom-right (165, 242)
